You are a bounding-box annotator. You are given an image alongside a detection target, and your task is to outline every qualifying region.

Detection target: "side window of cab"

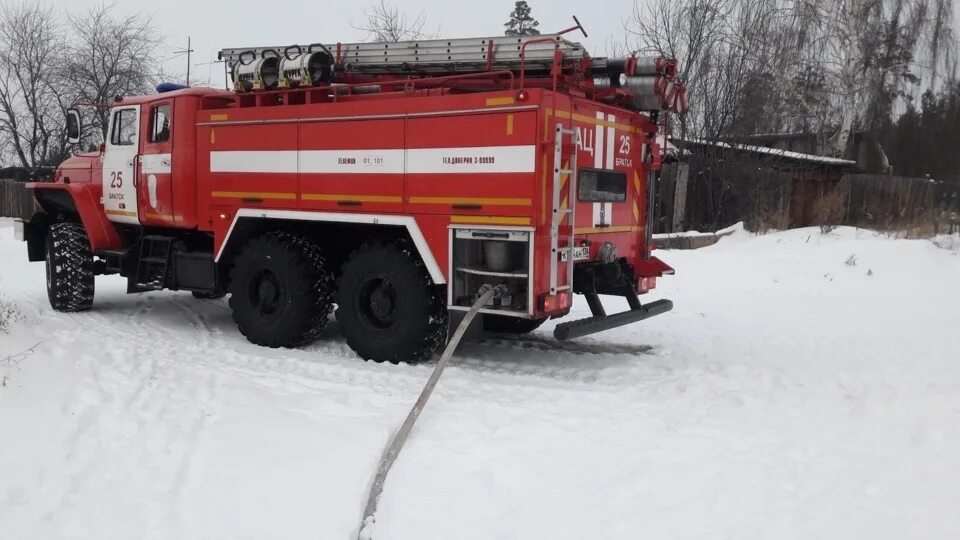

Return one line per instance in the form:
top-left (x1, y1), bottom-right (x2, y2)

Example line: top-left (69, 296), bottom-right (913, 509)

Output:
top-left (149, 104), bottom-right (171, 143)
top-left (110, 108), bottom-right (138, 146)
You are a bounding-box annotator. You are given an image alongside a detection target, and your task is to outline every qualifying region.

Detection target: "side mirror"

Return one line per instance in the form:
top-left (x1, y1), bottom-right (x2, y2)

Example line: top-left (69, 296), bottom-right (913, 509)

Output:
top-left (66, 109), bottom-right (81, 144)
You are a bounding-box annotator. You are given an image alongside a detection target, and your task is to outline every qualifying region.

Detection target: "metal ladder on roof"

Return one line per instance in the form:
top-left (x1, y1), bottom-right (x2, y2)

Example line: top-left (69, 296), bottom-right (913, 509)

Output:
top-left (219, 34), bottom-right (588, 74)
top-left (549, 122), bottom-right (578, 295)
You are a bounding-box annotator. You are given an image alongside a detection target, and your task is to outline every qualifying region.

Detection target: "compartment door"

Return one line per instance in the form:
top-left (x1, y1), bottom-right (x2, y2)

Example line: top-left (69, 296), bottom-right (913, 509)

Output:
top-left (405, 112), bottom-right (537, 222)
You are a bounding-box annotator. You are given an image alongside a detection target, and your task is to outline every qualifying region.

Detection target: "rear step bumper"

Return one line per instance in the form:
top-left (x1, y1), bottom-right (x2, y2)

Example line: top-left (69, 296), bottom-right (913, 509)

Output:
top-left (554, 298), bottom-right (673, 341)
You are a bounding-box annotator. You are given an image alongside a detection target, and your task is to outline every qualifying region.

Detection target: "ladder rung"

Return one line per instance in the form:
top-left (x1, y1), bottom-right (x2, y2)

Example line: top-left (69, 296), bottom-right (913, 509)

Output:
top-left (555, 285), bottom-right (572, 291)
top-left (553, 208), bottom-right (573, 214)
top-left (556, 169), bottom-right (574, 175)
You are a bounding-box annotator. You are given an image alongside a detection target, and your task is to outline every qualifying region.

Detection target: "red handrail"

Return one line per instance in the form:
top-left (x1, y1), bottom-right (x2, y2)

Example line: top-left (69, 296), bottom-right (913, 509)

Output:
top-left (518, 36), bottom-right (561, 91)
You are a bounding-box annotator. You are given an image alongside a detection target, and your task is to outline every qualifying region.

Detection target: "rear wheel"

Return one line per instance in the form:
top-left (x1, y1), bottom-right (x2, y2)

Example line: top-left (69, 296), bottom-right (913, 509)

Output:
top-left (228, 232), bottom-right (333, 348)
top-left (483, 315), bottom-right (546, 334)
top-left (336, 241), bottom-right (447, 363)
top-left (45, 222), bottom-right (95, 312)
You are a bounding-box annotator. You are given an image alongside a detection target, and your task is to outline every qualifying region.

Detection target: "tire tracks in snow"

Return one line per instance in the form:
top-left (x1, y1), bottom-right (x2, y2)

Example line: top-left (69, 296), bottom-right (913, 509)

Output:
top-left (93, 292), bottom-right (671, 420)
top-left (35, 288), bottom-right (676, 531)
top-left (42, 292), bottom-right (225, 531)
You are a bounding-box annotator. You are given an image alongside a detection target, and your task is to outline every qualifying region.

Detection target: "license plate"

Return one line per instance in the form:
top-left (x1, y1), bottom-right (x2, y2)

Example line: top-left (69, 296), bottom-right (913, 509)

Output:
top-left (561, 246), bottom-right (590, 262)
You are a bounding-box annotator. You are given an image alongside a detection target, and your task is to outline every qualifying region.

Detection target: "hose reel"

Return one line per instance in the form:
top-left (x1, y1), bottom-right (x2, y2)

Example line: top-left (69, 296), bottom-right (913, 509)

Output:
top-left (232, 50), bottom-right (280, 92)
top-left (278, 44), bottom-right (334, 88)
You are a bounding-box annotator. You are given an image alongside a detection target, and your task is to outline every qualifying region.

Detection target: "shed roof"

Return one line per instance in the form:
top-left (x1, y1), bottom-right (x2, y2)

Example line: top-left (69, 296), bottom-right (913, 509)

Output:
top-left (673, 138), bottom-right (861, 172)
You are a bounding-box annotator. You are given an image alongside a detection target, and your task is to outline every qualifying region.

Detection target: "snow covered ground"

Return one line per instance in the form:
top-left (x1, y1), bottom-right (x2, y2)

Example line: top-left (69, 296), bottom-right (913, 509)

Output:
top-left (1, 219), bottom-right (959, 540)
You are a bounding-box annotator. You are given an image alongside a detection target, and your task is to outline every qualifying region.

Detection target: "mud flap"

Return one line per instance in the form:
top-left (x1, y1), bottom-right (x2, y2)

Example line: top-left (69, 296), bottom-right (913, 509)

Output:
top-left (16, 213), bottom-right (50, 262)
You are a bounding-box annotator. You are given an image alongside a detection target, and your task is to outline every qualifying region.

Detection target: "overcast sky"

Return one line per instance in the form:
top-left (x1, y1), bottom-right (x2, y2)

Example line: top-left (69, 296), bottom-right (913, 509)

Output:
top-left (49, 0), bottom-right (638, 87)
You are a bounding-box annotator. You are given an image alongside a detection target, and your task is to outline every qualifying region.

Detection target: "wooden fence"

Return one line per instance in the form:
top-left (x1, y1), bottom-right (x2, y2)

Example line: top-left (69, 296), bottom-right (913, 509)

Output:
top-left (657, 164), bottom-right (960, 235)
top-left (843, 174), bottom-right (960, 234)
top-left (0, 179), bottom-right (35, 218)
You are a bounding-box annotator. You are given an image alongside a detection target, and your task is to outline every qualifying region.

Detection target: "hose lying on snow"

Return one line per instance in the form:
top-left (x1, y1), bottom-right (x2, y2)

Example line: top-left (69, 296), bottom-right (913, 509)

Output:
top-left (357, 284), bottom-right (509, 539)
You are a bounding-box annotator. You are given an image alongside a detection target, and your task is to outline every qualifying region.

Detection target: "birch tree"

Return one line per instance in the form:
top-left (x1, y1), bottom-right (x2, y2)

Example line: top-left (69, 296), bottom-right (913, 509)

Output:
top-left (627, 0), bottom-right (957, 155)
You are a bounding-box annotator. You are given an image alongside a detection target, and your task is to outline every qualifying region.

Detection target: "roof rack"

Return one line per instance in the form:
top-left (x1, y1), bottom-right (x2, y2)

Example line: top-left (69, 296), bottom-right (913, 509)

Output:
top-left (217, 19), bottom-right (687, 113)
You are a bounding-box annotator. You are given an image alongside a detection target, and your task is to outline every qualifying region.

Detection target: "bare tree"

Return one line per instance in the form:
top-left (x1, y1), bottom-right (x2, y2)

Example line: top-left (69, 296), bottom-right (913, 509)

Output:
top-left (352, 0), bottom-right (435, 42)
top-left (628, 0), bottom-right (731, 140)
top-left (603, 35), bottom-right (631, 58)
top-left (0, 3), bottom-right (69, 170)
top-left (62, 3), bottom-right (162, 141)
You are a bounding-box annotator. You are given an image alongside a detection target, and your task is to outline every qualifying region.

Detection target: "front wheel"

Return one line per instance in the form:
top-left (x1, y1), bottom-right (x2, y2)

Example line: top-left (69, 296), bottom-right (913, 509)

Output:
top-left (336, 241), bottom-right (447, 363)
top-left (45, 222), bottom-right (95, 312)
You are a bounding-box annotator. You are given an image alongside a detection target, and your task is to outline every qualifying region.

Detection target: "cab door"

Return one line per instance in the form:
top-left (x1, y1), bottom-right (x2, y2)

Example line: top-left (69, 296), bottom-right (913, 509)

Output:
top-left (102, 105), bottom-right (141, 224)
top-left (138, 101), bottom-right (175, 224)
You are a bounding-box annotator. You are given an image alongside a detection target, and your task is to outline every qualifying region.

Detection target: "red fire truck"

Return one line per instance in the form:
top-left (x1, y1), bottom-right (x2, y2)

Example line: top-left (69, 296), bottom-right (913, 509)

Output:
top-left (16, 23), bottom-right (682, 363)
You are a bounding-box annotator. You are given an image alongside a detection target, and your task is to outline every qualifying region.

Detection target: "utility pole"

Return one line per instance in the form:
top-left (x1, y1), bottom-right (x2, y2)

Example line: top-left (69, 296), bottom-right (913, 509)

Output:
top-left (174, 37), bottom-right (195, 85)
top-left (194, 59), bottom-right (229, 89)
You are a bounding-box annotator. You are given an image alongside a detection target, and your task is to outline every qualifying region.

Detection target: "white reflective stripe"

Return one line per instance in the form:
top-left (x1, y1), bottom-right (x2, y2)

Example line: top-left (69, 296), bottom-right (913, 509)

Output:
top-left (593, 111), bottom-right (605, 226)
top-left (148, 175), bottom-right (158, 208)
top-left (406, 145), bottom-right (535, 174)
top-left (594, 111), bottom-right (605, 168)
top-left (300, 149), bottom-right (405, 174)
top-left (140, 153), bottom-right (171, 174)
top-left (210, 144), bottom-right (536, 174)
top-left (606, 114), bottom-right (616, 169)
top-left (210, 146), bottom-right (536, 174)
top-left (211, 151), bottom-right (298, 173)
top-left (216, 209), bottom-right (446, 285)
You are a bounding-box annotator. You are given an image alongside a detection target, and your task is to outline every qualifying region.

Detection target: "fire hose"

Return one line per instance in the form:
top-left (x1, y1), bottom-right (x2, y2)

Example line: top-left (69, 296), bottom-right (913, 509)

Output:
top-left (357, 284), bottom-right (509, 539)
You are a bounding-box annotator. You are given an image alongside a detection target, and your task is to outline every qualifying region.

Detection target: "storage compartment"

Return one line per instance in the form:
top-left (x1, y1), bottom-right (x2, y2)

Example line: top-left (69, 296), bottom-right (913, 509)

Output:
top-left (449, 228), bottom-right (533, 316)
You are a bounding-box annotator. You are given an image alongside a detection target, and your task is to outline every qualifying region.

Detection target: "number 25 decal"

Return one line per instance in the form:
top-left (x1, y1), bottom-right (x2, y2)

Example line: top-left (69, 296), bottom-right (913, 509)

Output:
top-left (619, 135), bottom-right (631, 155)
top-left (110, 170), bottom-right (123, 188)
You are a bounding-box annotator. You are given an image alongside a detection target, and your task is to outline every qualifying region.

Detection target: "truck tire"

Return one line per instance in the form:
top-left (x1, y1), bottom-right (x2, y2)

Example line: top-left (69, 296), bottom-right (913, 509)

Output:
top-left (483, 315), bottom-right (546, 334)
top-left (336, 241), bottom-right (447, 363)
top-left (228, 232), bottom-right (334, 348)
top-left (45, 222), bottom-right (95, 312)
